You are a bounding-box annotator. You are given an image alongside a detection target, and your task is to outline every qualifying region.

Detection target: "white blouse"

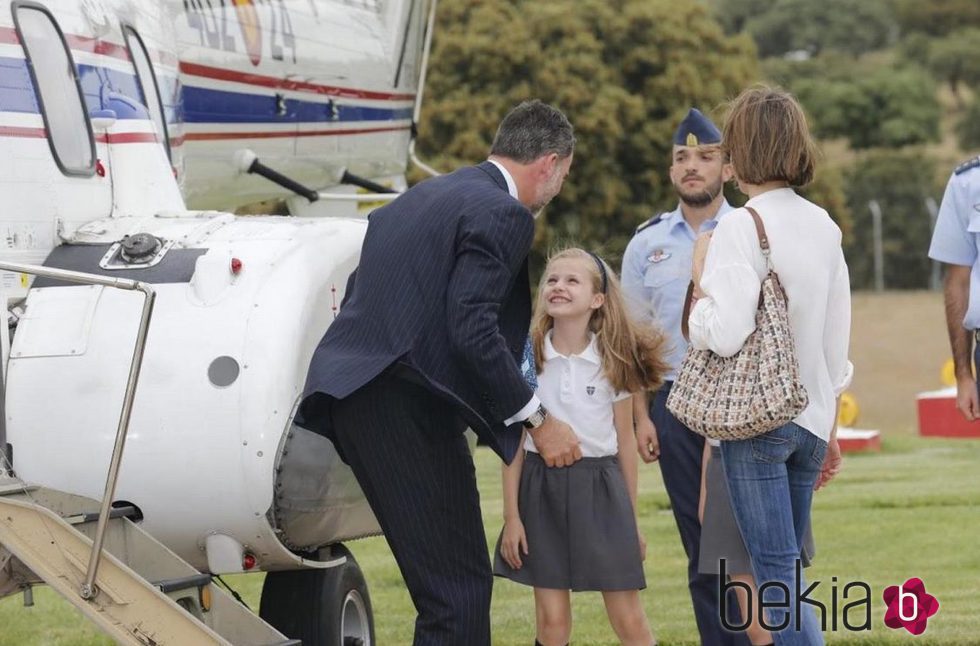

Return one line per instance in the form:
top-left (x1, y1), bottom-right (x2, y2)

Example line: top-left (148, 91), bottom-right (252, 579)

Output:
top-left (688, 188), bottom-right (853, 442)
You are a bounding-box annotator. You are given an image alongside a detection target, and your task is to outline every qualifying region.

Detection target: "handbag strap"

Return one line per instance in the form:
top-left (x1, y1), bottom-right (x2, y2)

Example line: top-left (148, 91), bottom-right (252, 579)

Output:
top-left (681, 280), bottom-right (695, 341)
top-left (744, 206), bottom-right (773, 271)
top-left (681, 206), bottom-right (774, 342)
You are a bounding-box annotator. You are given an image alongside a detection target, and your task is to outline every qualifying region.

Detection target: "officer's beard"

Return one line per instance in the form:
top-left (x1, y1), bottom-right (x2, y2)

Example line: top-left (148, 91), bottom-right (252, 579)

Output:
top-left (676, 177), bottom-right (723, 208)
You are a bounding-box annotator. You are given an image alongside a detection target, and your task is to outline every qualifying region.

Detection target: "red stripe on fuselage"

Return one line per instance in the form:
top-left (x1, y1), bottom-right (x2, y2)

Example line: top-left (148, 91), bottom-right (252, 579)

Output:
top-left (183, 124), bottom-right (411, 141)
top-left (0, 125), bottom-right (45, 138)
top-left (64, 34), bottom-right (131, 61)
top-left (0, 25), bottom-right (406, 100)
top-left (0, 125), bottom-right (158, 145)
top-left (0, 28), bottom-right (18, 45)
top-left (0, 123), bottom-right (406, 143)
top-left (179, 62), bottom-right (416, 102)
top-left (97, 132), bottom-right (159, 144)
top-left (0, 25), bottom-right (175, 68)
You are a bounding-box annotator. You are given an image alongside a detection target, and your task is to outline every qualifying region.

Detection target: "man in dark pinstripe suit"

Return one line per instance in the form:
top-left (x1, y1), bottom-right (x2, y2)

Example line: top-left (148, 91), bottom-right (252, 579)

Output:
top-left (296, 101), bottom-right (582, 645)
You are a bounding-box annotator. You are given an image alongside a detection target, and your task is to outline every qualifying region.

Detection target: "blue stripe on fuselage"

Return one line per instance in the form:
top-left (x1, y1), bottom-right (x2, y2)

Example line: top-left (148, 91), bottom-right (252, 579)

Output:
top-left (0, 55), bottom-right (409, 127)
top-left (180, 85), bottom-right (412, 124)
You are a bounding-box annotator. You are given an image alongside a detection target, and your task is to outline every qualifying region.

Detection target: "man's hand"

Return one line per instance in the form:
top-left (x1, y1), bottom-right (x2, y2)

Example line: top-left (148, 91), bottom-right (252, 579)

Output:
top-left (499, 518), bottom-right (528, 569)
top-left (635, 414), bottom-right (660, 463)
top-left (814, 437), bottom-right (842, 491)
top-left (956, 375), bottom-right (980, 421)
top-left (530, 415), bottom-right (582, 467)
top-left (691, 231), bottom-right (713, 298)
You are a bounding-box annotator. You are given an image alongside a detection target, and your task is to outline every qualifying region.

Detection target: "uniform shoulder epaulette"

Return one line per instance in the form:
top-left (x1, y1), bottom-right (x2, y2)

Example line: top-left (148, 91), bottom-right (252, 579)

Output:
top-left (954, 155), bottom-right (980, 176)
top-left (634, 213), bottom-right (665, 234)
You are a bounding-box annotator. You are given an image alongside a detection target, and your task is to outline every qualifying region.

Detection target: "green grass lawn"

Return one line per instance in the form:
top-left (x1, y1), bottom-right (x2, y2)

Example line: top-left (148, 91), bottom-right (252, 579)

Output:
top-left (1, 434), bottom-right (978, 645)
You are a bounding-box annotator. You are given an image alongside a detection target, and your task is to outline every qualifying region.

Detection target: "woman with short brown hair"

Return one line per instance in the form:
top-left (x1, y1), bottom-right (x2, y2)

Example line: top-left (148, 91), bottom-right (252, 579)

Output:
top-left (686, 86), bottom-right (852, 645)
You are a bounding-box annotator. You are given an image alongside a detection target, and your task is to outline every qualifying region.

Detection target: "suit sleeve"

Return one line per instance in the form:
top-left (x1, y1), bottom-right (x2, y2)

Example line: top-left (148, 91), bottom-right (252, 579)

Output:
top-left (446, 204), bottom-right (536, 424)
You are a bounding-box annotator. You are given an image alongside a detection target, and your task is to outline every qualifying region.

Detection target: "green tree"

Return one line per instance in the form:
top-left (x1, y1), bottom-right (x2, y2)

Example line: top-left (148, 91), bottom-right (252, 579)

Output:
top-left (843, 150), bottom-right (941, 289)
top-left (792, 65), bottom-right (940, 149)
top-left (894, 0), bottom-right (980, 37)
top-left (417, 0), bottom-right (757, 265)
top-left (710, 0), bottom-right (895, 58)
top-left (956, 99), bottom-right (980, 151)
top-left (927, 28), bottom-right (980, 105)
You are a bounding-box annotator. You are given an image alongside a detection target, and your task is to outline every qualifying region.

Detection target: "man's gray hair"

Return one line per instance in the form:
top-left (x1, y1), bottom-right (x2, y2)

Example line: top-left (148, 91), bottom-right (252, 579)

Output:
top-left (490, 100), bottom-right (575, 163)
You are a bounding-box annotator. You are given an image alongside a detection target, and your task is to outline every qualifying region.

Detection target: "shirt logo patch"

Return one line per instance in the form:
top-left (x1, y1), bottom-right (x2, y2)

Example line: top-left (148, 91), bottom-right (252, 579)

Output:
top-left (648, 249), bottom-right (671, 263)
top-left (586, 386), bottom-right (595, 396)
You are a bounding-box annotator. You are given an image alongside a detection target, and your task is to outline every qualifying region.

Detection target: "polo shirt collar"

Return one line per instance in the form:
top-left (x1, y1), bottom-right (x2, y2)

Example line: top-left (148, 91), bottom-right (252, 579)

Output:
top-left (543, 331), bottom-right (601, 365)
top-left (668, 199), bottom-right (733, 235)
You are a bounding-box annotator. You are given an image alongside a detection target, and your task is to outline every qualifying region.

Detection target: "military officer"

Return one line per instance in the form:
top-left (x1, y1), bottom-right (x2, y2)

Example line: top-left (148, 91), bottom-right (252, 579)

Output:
top-left (929, 154), bottom-right (980, 422)
top-left (621, 108), bottom-right (746, 645)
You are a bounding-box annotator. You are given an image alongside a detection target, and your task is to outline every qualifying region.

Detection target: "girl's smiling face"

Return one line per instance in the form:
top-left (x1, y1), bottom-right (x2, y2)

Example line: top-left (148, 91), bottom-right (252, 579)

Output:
top-left (542, 257), bottom-right (604, 320)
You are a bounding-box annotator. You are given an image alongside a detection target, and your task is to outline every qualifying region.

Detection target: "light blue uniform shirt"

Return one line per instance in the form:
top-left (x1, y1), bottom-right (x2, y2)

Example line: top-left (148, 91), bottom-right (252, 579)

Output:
top-left (928, 157), bottom-right (980, 330)
top-left (622, 200), bottom-right (734, 380)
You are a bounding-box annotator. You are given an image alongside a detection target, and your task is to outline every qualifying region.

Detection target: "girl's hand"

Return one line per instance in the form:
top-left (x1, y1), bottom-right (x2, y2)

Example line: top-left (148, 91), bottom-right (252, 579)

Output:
top-left (636, 528), bottom-right (647, 561)
top-left (500, 518), bottom-right (529, 569)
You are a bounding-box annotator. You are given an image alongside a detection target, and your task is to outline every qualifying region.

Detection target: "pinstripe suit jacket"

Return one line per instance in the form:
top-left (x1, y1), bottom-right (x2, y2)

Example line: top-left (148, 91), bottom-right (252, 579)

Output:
top-left (296, 161), bottom-right (535, 462)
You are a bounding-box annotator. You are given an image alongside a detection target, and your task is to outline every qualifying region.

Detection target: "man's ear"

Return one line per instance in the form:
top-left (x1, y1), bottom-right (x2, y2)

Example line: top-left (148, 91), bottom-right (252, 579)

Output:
top-left (537, 153), bottom-right (559, 179)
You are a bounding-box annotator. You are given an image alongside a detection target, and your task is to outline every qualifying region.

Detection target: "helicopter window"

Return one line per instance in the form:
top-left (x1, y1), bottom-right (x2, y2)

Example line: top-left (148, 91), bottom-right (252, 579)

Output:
top-left (13, 2), bottom-right (95, 176)
top-left (122, 26), bottom-right (170, 162)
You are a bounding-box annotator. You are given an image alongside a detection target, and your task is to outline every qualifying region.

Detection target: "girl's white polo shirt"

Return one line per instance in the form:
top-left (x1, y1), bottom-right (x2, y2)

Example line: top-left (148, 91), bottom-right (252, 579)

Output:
top-left (524, 332), bottom-right (630, 458)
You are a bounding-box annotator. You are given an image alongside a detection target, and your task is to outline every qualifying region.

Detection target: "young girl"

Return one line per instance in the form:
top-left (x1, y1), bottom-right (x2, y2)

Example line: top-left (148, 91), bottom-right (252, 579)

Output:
top-left (493, 248), bottom-right (668, 646)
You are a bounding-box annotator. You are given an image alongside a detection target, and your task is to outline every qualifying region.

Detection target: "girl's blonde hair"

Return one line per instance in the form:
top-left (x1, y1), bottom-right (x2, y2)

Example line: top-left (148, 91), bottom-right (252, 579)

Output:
top-left (531, 248), bottom-right (668, 394)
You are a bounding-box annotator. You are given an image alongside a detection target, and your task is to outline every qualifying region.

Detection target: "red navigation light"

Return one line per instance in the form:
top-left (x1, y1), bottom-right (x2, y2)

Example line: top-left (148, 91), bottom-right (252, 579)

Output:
top-left (231, 258), bottom-right (243, 275)
top-left (242, 553), bottom-right (256, 570)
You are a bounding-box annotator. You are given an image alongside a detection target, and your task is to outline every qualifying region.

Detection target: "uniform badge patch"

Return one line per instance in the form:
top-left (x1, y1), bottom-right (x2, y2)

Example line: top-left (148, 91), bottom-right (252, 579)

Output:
top-left (648, 249), bottom-right (671, 263)
top-left (586, 386), bottom-right (595, 396)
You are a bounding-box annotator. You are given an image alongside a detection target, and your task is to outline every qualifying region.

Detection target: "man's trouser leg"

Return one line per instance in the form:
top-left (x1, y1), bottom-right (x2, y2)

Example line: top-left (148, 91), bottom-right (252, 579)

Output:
top-left (652, 382), bottom-right (748, 646)
top-left (331, 372), bottom-right (492, 646)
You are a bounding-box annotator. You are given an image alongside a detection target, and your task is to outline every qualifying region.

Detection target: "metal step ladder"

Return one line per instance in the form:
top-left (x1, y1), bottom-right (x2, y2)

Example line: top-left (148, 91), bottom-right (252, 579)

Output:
top-left (0, 476), bottom-right (299, 646)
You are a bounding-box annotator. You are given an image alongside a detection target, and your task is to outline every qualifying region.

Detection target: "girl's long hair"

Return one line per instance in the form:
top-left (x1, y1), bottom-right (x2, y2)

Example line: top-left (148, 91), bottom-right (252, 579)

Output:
top-left (531, 248), bottom-right (668, 394)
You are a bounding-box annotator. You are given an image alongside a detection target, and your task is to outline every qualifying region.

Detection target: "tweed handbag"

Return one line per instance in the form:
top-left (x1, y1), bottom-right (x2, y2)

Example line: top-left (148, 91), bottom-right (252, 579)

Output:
top-left (665, 207), bottom-right (808, 441)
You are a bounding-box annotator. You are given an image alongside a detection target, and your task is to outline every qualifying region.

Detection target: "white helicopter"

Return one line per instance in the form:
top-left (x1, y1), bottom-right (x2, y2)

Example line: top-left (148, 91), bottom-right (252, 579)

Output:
top-left (0, 1), bottom-right (437, 644)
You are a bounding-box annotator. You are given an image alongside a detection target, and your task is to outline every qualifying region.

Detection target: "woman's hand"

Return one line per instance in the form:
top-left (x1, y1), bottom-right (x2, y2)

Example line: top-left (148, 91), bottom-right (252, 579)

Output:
top-left (636, 527), bottom-right (647, 561)
top-left (500, 518), bottom-right (528, 569)
top-left (814, 437), bottom-right (842, 490)
top-left (692, 231), bottom-right (713, 298)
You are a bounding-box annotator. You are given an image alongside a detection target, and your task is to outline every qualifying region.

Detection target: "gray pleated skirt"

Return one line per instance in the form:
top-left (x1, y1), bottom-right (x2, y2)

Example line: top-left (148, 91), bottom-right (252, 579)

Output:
top-left (699, 446), bottom-right (816, 575)
top-left (493, 451), bottom-right (646, 591)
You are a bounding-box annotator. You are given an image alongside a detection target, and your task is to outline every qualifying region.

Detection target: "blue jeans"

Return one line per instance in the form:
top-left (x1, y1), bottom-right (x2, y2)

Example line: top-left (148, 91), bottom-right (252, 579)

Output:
top-left (720, 422), bottom-right (827, 645)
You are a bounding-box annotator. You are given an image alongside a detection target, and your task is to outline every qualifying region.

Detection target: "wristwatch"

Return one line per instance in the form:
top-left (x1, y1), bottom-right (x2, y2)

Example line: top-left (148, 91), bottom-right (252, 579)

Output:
top-left (522, 404), bottom-right (548, 431)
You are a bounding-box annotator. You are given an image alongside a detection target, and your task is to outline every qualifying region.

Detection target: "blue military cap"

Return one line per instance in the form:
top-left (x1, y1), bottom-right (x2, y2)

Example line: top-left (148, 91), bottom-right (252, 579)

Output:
top-left (673, 108), bottom-right (722, 147)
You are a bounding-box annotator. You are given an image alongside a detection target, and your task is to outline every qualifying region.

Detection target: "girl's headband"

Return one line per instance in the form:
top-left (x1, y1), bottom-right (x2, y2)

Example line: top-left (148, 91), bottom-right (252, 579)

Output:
top-left (588, 251), bottom-right (608, 294)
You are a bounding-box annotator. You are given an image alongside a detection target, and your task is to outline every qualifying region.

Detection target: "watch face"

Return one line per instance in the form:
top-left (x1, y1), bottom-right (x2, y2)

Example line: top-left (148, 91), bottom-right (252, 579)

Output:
top-left (526, 406), bottom-right (547, 428)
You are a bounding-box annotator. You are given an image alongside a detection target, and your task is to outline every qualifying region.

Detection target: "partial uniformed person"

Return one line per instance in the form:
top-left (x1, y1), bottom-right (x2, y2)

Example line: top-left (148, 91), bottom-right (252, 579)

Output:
top-left (929, 154), bottom-right (980, 422)
top-left (621, 108), bottom-right (747, 645)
